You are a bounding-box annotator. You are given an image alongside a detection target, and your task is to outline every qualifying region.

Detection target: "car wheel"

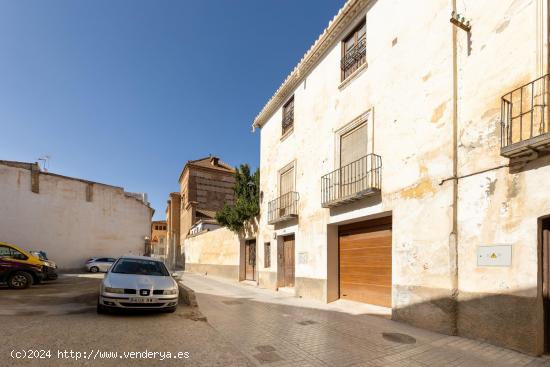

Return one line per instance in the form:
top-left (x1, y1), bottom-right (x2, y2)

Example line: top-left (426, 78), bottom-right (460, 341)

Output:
top-left (7, 271), bottom-right (32, 289)
top-left (97, 298), bottom-right (107, 314)
top-left (90, 266), bottom-right (99, 273)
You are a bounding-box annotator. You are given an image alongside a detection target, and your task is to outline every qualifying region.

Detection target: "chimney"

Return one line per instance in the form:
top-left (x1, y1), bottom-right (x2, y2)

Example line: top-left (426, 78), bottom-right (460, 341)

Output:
top-left (210, 157), bottom-right (219, 166)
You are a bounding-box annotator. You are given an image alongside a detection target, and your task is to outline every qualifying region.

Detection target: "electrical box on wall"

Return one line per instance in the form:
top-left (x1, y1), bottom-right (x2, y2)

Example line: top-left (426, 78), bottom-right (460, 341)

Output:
top-left (477, 245), bottom-right (512, 267)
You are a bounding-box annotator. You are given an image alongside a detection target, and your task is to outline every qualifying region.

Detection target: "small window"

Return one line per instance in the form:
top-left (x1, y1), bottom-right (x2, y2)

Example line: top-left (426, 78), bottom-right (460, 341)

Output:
top-left (282, 96), bottom-right (294, 135)
top-left (264, 242), bottom-right (271, 268)
top-left (341, 20), bottom-right (366, 81)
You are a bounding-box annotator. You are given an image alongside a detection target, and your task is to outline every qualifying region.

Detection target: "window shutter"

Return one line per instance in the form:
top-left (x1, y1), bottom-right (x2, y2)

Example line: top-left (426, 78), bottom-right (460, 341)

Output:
top-left (340, 123), bottom-right (368, 167)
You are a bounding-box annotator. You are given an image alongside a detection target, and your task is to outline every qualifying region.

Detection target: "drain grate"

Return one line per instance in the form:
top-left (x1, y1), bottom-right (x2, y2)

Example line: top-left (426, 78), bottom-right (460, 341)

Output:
top-left (297, 320), bottom-right (317, 325)
top-left (382, 332), bottom-right (416, 344)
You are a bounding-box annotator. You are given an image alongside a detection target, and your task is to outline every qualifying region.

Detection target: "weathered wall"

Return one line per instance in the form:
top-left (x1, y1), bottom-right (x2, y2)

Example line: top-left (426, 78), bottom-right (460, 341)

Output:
top-left (183, 226), bottom-right (241, 280)
top-left (256, 0), bottom-right (547, 355)
top-left (0, 163), bottom-right (152, 270)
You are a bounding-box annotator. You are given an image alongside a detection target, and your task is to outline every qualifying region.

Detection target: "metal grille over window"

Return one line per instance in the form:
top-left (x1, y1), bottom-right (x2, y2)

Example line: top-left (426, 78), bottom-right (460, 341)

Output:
top-left (282, 97), bottom-right (294, 135)
top-left (341, 22), bottom-right (366, 81)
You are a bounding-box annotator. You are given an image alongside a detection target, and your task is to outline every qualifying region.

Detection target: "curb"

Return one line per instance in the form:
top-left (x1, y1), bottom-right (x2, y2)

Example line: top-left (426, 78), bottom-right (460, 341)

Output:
top-left (176, 280), bottom-right (207, 322)
top-left (177, 281), bottom-right (199, 308)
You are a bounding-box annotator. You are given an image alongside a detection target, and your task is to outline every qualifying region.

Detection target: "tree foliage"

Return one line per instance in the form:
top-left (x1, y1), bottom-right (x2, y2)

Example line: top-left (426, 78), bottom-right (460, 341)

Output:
top-left (215, 164), bottom-right (259, 232)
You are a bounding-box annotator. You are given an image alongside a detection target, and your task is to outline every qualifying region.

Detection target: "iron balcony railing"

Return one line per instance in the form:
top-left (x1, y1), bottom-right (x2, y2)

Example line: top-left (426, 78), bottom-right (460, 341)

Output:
top-left (321, 154), bottom-right (382, 208)
top-left (341, 34), bottom-right (366, 76)
top-left (268, 191), bottom-right (299, 224)
top-left (282, 106), bottom-right (294, 135)
top-left (501, 74), bottom-right (550, 156)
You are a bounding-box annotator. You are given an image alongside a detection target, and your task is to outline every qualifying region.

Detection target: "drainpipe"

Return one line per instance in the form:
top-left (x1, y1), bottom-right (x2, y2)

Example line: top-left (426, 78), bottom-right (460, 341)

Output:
top-left (450, 0), bottom-right (459, 336)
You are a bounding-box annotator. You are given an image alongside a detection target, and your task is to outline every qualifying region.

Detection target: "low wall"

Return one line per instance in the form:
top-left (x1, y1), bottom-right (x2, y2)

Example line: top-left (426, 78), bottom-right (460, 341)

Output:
top-left (183, 227), bottom-right (240, 281)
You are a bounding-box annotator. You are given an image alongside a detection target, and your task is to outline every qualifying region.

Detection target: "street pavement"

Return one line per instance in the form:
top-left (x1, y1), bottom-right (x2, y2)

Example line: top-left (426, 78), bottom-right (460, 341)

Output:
top-left (0, 274), bottom-right (252, 367)
top-left (180, 272), bottom-right (550, 367)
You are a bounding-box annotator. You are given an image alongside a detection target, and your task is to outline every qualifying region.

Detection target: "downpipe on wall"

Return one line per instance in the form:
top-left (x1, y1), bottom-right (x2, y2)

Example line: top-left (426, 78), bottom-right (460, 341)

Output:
top-left (449, 0), bottom-right (459, 336)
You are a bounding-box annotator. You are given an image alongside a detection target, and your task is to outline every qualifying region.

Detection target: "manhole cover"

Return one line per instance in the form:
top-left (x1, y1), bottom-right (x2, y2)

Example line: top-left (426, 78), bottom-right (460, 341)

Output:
top-left (222, 300), bottom-right (243, 305)
top-left (297, 320), bottom-right (317, 325)
top-left (382, 332), bottom-right (416, 344)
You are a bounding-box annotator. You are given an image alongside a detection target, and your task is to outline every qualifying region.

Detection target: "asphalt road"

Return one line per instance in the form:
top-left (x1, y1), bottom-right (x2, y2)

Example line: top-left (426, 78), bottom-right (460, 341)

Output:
top-left (0, 274), bottom-right (252, 367)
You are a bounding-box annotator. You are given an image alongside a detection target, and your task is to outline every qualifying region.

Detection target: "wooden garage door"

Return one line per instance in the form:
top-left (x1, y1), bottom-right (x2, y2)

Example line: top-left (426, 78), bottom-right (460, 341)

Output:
top-left (339, 218), bottom-right (392, 307)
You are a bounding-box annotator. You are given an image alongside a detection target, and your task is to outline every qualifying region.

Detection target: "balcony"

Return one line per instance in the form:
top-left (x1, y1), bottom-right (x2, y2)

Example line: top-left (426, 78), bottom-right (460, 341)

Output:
top-left (268, 191), bottom-right (299, 224)
top-left (501, 74), bottom-right (550, 158)
top-left (321, 154), bottom-right (381, 208)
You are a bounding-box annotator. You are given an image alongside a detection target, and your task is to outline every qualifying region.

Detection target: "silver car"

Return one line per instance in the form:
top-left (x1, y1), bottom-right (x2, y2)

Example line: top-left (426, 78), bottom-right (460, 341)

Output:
top-left (97, 256), bottom-right (178, 313)
top-left (86, 257), bottom-right (116, 273)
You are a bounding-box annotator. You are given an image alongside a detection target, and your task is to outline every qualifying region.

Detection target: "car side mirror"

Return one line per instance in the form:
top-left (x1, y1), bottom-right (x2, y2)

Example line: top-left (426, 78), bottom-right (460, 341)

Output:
top-left (171, 272), bottom-right (179, 278)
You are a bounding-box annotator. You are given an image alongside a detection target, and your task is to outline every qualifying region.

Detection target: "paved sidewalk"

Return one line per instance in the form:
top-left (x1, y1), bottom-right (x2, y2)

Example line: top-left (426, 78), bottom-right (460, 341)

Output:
top-left (180, 272), bottom-right (550, 367)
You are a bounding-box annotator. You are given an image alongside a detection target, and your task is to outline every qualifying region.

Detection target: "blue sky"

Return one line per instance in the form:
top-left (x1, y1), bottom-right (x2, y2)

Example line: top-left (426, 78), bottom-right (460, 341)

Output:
top-left (0, 0), bottom-right (345, 219)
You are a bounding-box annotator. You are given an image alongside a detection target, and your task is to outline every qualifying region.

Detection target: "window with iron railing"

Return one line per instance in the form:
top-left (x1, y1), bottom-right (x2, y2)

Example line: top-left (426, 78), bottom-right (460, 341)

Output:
top-left (321, 154), bottom-right (381, 207)
top-left (501, 74), bottom-right (550, 157)
top-left (282, 96), bottom-right (294, 136)
top-left (341, 21), bottom-right (366, 81)
top-left (268, 191), bottom-right (299, 224)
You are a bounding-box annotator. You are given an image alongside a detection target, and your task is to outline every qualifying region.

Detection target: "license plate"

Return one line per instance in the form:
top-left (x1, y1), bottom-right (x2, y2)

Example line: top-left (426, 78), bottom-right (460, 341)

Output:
top-left (128, 297), bottom-right (156, 303)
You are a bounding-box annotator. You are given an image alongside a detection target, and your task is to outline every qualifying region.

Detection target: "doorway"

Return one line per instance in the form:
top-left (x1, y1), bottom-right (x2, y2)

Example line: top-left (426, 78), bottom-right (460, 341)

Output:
top-left (245, 240), bottom-right (256, 281)
top-left (542, 217), bottom-right (550, 353)
top-left (278, 234), bottom-right (295, 288)
top-left (338, 216), bottom-right (392, 307)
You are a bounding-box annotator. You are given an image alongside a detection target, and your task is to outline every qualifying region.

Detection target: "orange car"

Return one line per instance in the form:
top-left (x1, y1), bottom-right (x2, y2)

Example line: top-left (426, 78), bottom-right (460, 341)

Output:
top-left (0, 242), bottom-right (45, 289)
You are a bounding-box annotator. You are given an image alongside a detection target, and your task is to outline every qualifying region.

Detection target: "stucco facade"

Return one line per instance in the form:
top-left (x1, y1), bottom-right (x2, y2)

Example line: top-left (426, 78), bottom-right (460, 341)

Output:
top-left (253, 0), bottom-right (550, 355)
top-left (0, 160), bottom-right (153, 270)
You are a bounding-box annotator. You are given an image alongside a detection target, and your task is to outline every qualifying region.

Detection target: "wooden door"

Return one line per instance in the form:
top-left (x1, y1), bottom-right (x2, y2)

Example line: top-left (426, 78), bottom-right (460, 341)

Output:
top-left (339, 219), bottom-right (392, 307)
top-left (282, 235), bottom-right (295, 287)
top-left (543, 228), bottom-right (550, 353)
top-left (245, 240), bottom-right (256, 281)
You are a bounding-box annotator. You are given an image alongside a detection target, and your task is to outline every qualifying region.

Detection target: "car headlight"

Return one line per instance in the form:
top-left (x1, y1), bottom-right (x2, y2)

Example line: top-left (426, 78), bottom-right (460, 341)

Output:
top-left (104, 287), bottom-right (125, 294)
top-left (163, 289), bottom-right (177, 295)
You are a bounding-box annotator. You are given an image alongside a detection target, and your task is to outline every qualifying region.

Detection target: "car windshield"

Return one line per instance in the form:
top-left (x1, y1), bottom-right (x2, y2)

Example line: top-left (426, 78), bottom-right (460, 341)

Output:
top-left (30, 251), bottom-right (48, 260)
top-left (111, 259), bottom-right (169, 276)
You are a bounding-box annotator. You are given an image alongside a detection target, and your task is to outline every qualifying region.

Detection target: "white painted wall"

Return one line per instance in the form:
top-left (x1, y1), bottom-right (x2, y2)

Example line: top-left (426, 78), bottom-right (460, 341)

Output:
top-left (0, 163), bottom-right (152, 270)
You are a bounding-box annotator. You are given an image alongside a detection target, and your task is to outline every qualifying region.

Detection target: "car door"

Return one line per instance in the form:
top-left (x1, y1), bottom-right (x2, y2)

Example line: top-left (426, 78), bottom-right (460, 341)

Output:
top-left (0, 245), bottom-right (13, 275)
top-left (93, 258), bottom-right (108, 272)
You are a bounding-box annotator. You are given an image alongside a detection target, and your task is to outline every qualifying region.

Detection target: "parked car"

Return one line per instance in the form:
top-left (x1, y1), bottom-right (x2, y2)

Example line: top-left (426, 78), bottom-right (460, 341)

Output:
top-left (0, 242), bottom-right (45, 289)
top-left (86, 257), bottom-right (117, 273)
top-left (97, 256), bottom-right (178, 314)
top-left (29, 250), bottom-right (58, 280)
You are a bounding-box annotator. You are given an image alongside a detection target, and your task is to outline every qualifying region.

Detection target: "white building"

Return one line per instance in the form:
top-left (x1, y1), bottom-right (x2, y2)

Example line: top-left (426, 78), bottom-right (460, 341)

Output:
top-left (253, 0), bottom-right (550, 355)
top-left (0, 160), bottom-right (153, 270)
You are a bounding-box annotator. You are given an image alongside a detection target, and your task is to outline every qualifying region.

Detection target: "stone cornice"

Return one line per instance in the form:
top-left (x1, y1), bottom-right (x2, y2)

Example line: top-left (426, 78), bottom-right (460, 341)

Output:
top-left (252, 0), bottom-right (370, 130)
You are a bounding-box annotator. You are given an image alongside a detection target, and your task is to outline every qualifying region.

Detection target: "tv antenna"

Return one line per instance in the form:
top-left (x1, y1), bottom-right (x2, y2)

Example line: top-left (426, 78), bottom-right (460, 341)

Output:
top-left (37, 155), bottom-right (51, 172)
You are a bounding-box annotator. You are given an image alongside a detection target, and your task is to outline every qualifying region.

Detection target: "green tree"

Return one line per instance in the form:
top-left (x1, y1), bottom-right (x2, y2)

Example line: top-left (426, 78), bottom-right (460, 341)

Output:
top-left (216, 164), bottom-right (259, 232)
